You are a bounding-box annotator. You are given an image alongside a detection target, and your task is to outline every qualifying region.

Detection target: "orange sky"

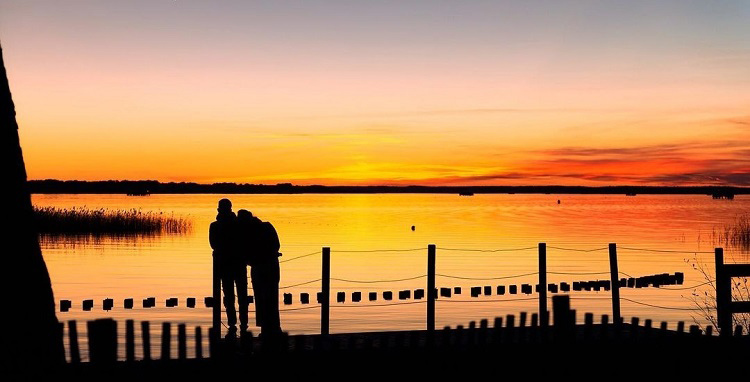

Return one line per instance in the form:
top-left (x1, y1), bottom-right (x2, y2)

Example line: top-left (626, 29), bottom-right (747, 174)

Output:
top-left (2, 1), bottom-right (749, 186)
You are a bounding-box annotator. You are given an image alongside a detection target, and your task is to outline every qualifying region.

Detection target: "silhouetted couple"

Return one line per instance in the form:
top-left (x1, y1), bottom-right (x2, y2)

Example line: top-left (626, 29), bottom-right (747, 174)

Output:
top-left (209, 198), bottom-right (282, 338)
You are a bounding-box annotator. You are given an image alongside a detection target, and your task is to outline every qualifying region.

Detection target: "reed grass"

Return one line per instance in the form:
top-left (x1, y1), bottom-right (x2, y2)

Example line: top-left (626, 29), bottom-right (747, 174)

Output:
top-left (33, 206), bottom-right (192, 236)
top-left (712, 214), bottom-right (750, 251)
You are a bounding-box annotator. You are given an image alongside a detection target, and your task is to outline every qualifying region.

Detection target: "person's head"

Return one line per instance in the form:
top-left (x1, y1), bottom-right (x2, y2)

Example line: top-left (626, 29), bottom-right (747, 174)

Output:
top-left (237, 209), bottom-right (261, 223)
top-left (217, 198), bottom-right (232, 213)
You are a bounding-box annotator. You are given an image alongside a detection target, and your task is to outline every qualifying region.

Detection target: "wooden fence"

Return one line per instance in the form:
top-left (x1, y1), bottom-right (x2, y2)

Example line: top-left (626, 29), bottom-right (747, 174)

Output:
top-left (207, 243), bottom-right (693, 334)
top-left (63, 295), bottom-right (748, 365)
top-left (715, 248), bottom-right (750, 336)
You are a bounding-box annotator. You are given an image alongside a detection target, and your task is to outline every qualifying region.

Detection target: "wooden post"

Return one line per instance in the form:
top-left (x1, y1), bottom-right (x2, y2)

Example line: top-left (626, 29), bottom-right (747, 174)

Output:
top-left (607, 243), bottom-right (622, 327)
top-left (427, 244), bottom-right (436, 332)
top-left (208, 327), bottom-right (218, 359)
top-left (195, 326), bottom-right (203, 359)
top-left (631, 317), bottom-right (640, 341)
top-left (68, 320), bottom-right (80, 364)
top-left (600, 314), bottom-right (609, 341)
top-left (87, 319), bottom-right (117, 364)
top-left (161, 322), bottom-right (171, 361)
top-left (659, 321), bottom-right (668, 338)
top-left (212, 255), bottom-right (221, 331)
top-left (715, 248), bottom-right (732, 336)
top-left (538, 243), bottom-right (548, 327)
top-left (178, 324), bottom-right (187, 360)
top-left (141, 321), bottom-right (151, 361)
top-left (506, 315), bottom-right (516, 344)
top-left (493, 317), bottom-right (503, 344)
top-left (584, 313), bottom-right (593, 341)
top-left (321, 247), bottom-right (330, 335)
top-left (125, 320), bottom-right (135, 362)
top-left (552, 295), bottom-right (572, 342)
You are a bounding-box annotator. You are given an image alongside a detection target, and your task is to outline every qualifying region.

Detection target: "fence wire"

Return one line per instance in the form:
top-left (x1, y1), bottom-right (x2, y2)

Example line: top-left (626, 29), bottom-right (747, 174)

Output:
top-left (279, 279), bottom-right (322, 289)
top-left (436, 272), bottom-right (539, 280)
top-left (331, 275), bottom-right (427, 283)
top-left (330, 300), bottom-right (426, 308)
top-left (547, 246), bottom-right (609, 253)
top-left (436, 246), bottom-right (538, 252)
top-left (440, 297), bottom-right (539, 303)
top-left (334, 248), bottom-right (425, 253)
top-left (279, 250), bottom-right (320, 264)
top-left (618, 246), bottom-right (715, 254)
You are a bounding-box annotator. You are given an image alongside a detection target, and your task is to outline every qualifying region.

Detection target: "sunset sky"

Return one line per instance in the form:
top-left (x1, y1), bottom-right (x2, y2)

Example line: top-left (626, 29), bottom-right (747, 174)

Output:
top-left (1, 1), bottom-right (748, 186)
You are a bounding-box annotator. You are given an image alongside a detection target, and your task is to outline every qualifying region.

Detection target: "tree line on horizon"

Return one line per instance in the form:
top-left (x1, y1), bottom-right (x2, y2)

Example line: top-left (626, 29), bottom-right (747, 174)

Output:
top-left (27, 179), bottom-right (749, 195)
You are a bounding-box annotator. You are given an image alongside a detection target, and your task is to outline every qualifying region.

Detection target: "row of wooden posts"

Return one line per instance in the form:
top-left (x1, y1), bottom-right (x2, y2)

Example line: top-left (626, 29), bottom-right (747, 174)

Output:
top-left (66, 294), bottom-right (749, 364)
top-left (66, 319), bottom-right (208, 364)
top-left (208, 244), bottom-right (749, 337)
top-left (58, 271), bottom-right (684, 312)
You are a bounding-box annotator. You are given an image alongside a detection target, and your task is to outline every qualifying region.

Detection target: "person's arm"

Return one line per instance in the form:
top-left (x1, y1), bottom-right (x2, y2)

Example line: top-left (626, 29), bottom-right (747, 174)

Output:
top-left (266, 222), bottom-right (281, 253)
top-left (209, 222), bottom-right (218, 250)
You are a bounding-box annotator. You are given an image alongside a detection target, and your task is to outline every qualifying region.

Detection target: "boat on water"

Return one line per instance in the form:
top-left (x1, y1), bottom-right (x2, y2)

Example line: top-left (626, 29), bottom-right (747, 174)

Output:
top-left (459, 192), bottom-right (474, 196)
top-left (127, 191), bottom-right (151, 196)
top-left (712, 193), bottom-right (734, 200)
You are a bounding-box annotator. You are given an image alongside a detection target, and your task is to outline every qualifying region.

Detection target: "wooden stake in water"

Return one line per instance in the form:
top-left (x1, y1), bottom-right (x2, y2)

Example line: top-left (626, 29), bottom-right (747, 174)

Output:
top-left (195, 326), bottom-right (203, 359)
top-left (87, 319), bottom-right (117, 364)
top-left (608, 243), bottom-right (621, 326)
top-left (68, 320), bottom-right (80, 364)
top-left (178, 324), bottom-right (187, 360)
top-left (538, 243), bottom-right (548, 327)
top-left (428, 244), bottom-right (436, 332)
top-left (126, 320), bottom-right (135, 362)
top-left (161, 322), bottom-right (171, 361)
top-left (321, 247), bottom-right (330, 336)
top-left (141, 321), bottom-right (151, 361)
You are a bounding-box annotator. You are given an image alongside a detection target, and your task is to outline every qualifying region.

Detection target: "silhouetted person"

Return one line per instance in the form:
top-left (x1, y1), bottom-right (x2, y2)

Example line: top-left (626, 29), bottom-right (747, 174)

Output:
top-left (237, 209), bottom-right (282, 338)
top-left (209, 199), bottom-right (248, 332)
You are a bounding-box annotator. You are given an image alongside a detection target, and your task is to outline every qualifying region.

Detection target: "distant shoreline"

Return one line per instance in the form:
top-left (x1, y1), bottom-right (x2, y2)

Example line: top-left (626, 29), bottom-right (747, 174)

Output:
top-left (28, 180), bottom-right (750, 195)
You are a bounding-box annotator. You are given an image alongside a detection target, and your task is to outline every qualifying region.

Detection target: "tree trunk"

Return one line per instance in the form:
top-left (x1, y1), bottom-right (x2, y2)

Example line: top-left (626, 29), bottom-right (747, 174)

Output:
top-left (0, 43), bottom-right (64, 370)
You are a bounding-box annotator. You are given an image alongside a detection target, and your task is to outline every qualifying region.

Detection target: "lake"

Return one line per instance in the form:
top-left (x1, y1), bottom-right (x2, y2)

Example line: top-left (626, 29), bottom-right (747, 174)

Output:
top-left (33, 193), bottom-right (749, 360)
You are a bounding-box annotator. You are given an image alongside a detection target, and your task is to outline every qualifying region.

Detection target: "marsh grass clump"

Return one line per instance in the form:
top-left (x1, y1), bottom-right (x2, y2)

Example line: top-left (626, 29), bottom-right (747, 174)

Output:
top-left (711, 214), bottom-right (750, 252)
top-left (33, 206), bottom-right (192, 236)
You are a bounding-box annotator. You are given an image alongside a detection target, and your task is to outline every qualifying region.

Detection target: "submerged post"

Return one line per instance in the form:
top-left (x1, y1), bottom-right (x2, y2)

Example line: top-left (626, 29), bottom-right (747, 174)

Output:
top-left (608, 243), bottom-right (621, 326)
top-left (715, 248), bottom-right (731, 336)
top-left (538, 243), bottom-right (548, 327)
top-left (427, 244), bottom-right (436, 332)
top-left (321, 247), bottom-right (330, 335)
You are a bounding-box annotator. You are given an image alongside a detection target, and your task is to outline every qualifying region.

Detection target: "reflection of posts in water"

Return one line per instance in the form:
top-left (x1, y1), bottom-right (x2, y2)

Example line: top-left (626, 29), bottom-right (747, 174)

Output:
top-left (212, 255), bottom-right (221, 332)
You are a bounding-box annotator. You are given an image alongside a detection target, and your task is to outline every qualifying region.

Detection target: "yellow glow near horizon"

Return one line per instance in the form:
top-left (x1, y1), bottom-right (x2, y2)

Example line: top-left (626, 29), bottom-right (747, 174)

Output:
top-left (3, 1), bottom-right (749, 186)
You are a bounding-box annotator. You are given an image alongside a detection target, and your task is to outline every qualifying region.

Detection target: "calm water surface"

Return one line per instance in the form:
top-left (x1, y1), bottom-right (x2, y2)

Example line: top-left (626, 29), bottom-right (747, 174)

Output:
top-left (33, 193), bottom-right (749, 360)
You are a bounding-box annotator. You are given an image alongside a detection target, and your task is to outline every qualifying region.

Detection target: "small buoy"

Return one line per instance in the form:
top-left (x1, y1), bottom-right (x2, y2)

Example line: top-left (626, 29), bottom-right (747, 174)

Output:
top-left (411, 225), bottom-right (415, 231)
top-left (557, 200), bottom-right (561, 204)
